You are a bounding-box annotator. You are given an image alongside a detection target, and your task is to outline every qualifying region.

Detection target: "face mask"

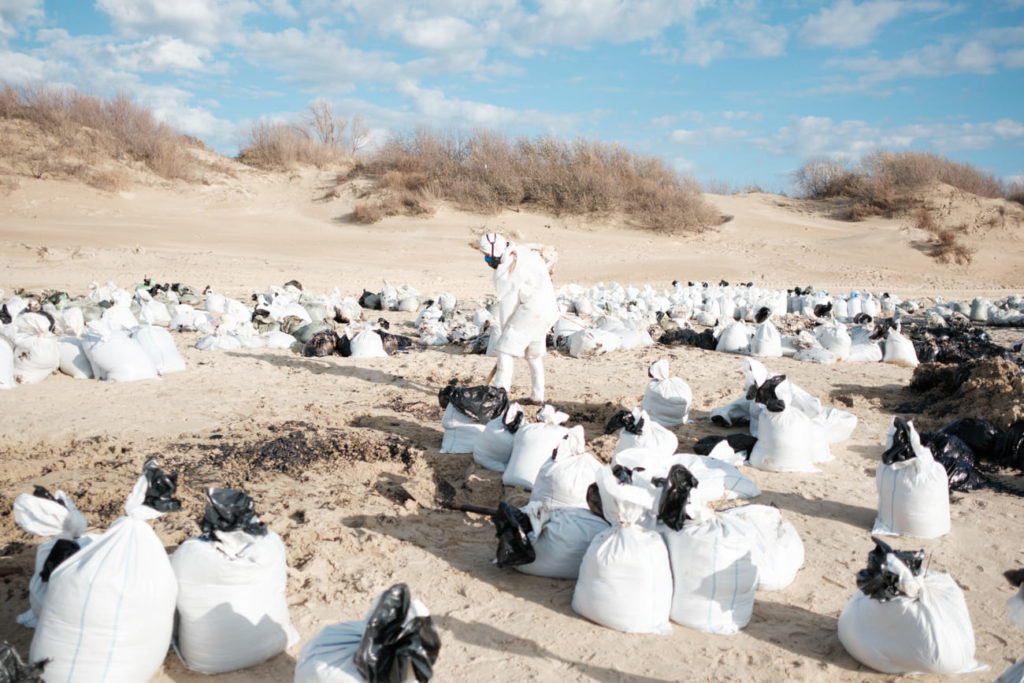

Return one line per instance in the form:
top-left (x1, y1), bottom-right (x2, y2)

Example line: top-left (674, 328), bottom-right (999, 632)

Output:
top-left (485, 255), bottom-right (501, 269)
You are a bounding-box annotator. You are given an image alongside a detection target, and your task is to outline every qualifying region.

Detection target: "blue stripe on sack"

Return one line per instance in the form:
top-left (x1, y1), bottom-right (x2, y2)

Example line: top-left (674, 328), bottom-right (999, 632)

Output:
top-left (729, 556), bottom-right (739, 618)
top-left (99, 523), bottom-right (136, 681)
top-left (708, 535), bottom-right (719, 632)
top-left (67, 524), bottom-right (119, 681)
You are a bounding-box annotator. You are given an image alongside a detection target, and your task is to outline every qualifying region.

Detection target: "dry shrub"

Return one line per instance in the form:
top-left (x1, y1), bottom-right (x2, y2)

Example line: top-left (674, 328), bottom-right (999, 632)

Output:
top-left (1008, 180), bottom-right (1024, 206)
top-left (75, 166), bottom-right (129, 192)
top-left (357, 128), bottom-right (718, 233)
top-left (237, 121), bottom-right (332, 169)
top-left (913, 206), bottom-right (974, 265)
top-left (351, 201), bottom-right (384, 223)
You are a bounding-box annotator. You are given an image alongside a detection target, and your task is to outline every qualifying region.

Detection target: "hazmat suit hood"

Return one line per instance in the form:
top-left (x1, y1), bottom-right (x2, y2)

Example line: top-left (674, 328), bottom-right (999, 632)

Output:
top-left (480, 233), bottom-right (512, 269)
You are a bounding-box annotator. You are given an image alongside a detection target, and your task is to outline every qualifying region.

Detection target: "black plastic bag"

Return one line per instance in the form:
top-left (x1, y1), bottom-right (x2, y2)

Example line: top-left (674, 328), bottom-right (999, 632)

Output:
top-left (746, 375), bottom-right (786, 413)
top-left (855, 537), bottom-right (925, 601)
top-left (31, 486), bottom-right (63, 507)
top-left (653, 464), bottom-right (699, 532)
top-left (658, 328), bottom-right (717, 349)
top-left (881, 417), bottom-right (917, 465)
top-left (358, 290), bottom-right (382, 311)
top-left (603, 410), bottom-right (645, 435)
top-left (755, 306), bottom-right (773, 324)
top-left (39, 538), bottom-right (80, 582)
top-left (142, 457), bottom-right (181, 513)
top-left (1006, 568), bottom-right (1024, 588)
top-left (303, 329), bottom-right (339, 357)
top-left (939, 417), bottom-right (1001, 462)
top-left (199, 488), bottom-right (268, 539)
top-left (693, 434), bottom-right (758, 457)
top-left (997, 420), bottom-right (1024, 470)
top-left (336, 334), bottom-right (352, 357)
top-left (504, 408), bottom-right (525, 435)
top-left (919, 431), bottom-right (987, 492)
top-left (610, 464), bottom-right (634, 484)
top-left (492, 502), bottom-right (535, 567)
top-left (437, 384), bottom-right (509, 424)
top-left (376, 330), bottom-right (415, 354)
top-left (0, 641), bottom-right (46, 683)
top-left (585, 483), bottom-right (604, 520)
top-left (354, 583), bottom-right (441, 683)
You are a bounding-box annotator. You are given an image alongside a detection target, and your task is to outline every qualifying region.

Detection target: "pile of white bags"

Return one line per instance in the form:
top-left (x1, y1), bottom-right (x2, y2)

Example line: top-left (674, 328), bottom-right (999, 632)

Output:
top-left (13, 488), bottom-right (96, 628)
top-left (504, 405), bottom-right (571, 490)
top-left (571, 467), bottom-right (673, 634)
top-left (82, 320), bottom-right (160, 382)
top-left (608, 407), bottom-right (678, 458)
top-left (615, 449), bottom-right (762, 502)
top-left (873, 418), bottom-right (950, 539)
top-left (294, 583), bottom-right (440, 683)
top-left (172, 488), bottom-right (297, 674)
top-left (132, 324), bottom-right (186, 375)
top-left (56, 335), bottom-right (94, 379)
top-left (30, 459), bottom-right (180, 682)
top-left (11, 313), bottom-right (60, 385)
top-left (472, 403), bottom-right (527, 471)
top-left (838, 538), bottom-right (985, 674)
top-left (641, 359), bottom-right (692, 427)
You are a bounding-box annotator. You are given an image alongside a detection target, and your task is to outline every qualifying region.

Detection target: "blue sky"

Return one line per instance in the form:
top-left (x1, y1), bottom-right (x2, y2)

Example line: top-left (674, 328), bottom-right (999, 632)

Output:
top-left (1, 0), bottom-right (1022, 192)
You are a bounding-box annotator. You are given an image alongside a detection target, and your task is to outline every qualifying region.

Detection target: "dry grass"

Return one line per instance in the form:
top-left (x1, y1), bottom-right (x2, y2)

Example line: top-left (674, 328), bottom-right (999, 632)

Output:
top-left (351, 128), bottom-right (719, 232)
top-left (1008, 180), bottom-right (1024, 206)
top-left (0, 84), bottom-right (205, 185)
top-left (795, 151), bottom-right (1010, 220)
top-left (913, 206), bottom-right (975, 265)
top-left (237, 101), bottom-right (367, 170)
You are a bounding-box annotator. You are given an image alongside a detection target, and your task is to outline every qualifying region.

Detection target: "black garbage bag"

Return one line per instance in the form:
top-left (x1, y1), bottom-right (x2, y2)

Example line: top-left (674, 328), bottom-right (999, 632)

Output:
top-left (610, 464), bottom-right (634, 484)
top-left (358, 290), bottom-right (382, 311)
top-left (31, 485), bottom-right (63, 506)
top-left (603, 410), bottom-right (645, 435)
top-left (658, 328), bottom-right (717, 349)
top-left (0, 641), bottom-right (46, 683)
top-left (939, 417), bottom-right (1001, 462)
top-left (303, 329), bottom-right (339, 357)
top-left (747, 375), bottom-right (786, 413)
top-left (652, 464), bottom-right (699, 532)
top-left (855, 537), bottom-right (925, 601)
top-left (881, 417), bottom-right (918, 465)
top-left (585, 483), bottom-right (604, 520)
top-left (492, 502), bottom-right (534, 568)
top-left (354, 583), bottom-right (441, 683)
top-left (377, 330), bottom-right (415, 354)
top-left (336, 334), bottom-right (352, 357)
top-left (437, 384), bottom-right (509, 424)
top-left (996, 420), bottom-right (1024, 470)
top-left (1006, 568), bottom-right (1024, 587)
top-left (39, 538), bottom-right (81, 582)
top-left (199, 488), bottom-right (268, 539)
top-left (693, 434), bottom-right (758, 457)
top-left (918, 432), bottom-right (987, 492)
top-left (813, 302), bottom-right (832, 318)
top-left (142, 457), bottom-right (181, 513)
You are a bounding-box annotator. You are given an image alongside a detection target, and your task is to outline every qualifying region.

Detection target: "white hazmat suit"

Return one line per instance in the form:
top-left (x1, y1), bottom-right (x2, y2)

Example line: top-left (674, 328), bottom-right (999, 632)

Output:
top-left (480, 233), bottom-right (560, 402)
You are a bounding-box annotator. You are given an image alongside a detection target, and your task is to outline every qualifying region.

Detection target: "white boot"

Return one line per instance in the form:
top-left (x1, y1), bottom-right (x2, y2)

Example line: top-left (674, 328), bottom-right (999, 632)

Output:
top-left (528, 356), bottom-right (545, 402)
top-left (492, 352), bottom-right (514, 391)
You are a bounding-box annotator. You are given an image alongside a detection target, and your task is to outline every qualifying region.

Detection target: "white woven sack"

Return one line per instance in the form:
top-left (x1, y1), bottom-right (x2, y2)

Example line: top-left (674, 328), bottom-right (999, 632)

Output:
top-left (132, 325), bottom-right (186, 375)
top-left (293, 596), bottom-right (431, 683)
top-left (30, 475), bottom-right (177, 682)
top-left (819, 406), bottom-right (857, 444)
top-left (504, 406), bottom-right (570, 490)
top-left (472, 403), bottom-right (526, 472)
top-left (663, 487), bottom-right (759, 634)
top-left (13, 490), bottom-right (94, 628)
top-left (748, 380), bottom-right (830, 472)
top-left (749, 320), bottom-right (782, 357)
top-left (172, 530), bottom-right (298, 674)
top-left (0, 337), bottom-right (14, 390)
top-left (721, 504), bottom-right (803, 591)
top-left (1010, 585), bottom-right (1024, 627)
top-left (439, 403), bottom-right (486, 454)
top-left (515, 504), bottom-right (609, 580)
top-left (883, 329), bottom-right (919, 368)
top-left (571, 468), bottom-right (672, 635)
top-left (996, 659), bottom-right (1024, 683)
top-left (715, 321), bottom-right (752, 354)
top-left (612, 408), bottom-right (678, 458)
top-left (873, 420), bottom-right (950, 539)
top-left (530, 426), bottom-right (600, 509)
top-left (12, 314), bottom-right (60, 385)
top-left (641, 360), bottom-right (692, 427)
top-left (56, 336), bottom-right (94, 379)
top-left (82, 321), bottom-right (159, 382)
top-left (838, 562), bottom-right (985, 674)
top-left (349, 329), bottom-right (387, 358)
top-left (670, 452), bottom-right (761, 501)
top-left (568, 328), bottom-right (621, 358)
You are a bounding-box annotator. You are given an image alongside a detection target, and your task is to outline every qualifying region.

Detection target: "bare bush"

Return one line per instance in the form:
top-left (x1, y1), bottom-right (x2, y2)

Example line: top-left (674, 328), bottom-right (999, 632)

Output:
top-left (1008, 180), bottom-right (1024, 206)
top-left (793, 158), bottom-right (864, 198)
top-left (913, 206), bottom-right (974, 265)
top-left (356, 128), bottom-right (718, 233)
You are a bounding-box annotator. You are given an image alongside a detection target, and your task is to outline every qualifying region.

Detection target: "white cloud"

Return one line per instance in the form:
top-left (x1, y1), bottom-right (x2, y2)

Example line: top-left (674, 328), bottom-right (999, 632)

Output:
top-left (800, 0), bottom-right (904, 49)
top-left (671, 157), bottom-right (697, 175)
top-left (954, 41), bottom-right (997, 72)
top-left (0, 47), bottom-right (59, 83)
top-left (110, 37), bottom-right (212, 72)
top-left (134, 83), bottom-right (236, 141)
top-left (398, 16), bottom-right (477, 51)
top-left (670, 125), bottom-right (748, 146)
top-left (0, 0), bottom-right (42, 41)
top-left (95, 0), bottom-right (254, 46)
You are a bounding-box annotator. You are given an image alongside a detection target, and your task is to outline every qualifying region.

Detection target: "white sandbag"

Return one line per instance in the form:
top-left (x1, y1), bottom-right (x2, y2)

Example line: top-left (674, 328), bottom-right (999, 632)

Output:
top-left (793, 346), bottom-right (837, 364)
top-left (838, 560), bottom-right (984, 674)
top-left (848, 340), bottom-right (883, 362)
top-left (515, 504), bottom-right (609, 580)
top-left (262, 330), bottom-right (299, 349)
top-left (995, 659), bottom-right (1024, 683)
top-left (671, 452), bottom-right (761, 501)
top-left (721, 504), bottom-right (803, 591)
top-left (571, 468), bottom-right (673, 634)
top-left (349, 329), bottom-right (387, 358)
top-left (472, 403), bottom-right (526, 472)
top-left (57, 336), bottom-right (94, 379)
top-left (882, 329), bottom-right (919, 368)
top-left (169, 304), bottom-right (215, 333)
top-left (873, 418), bottom-right (950, 539)
top-left (138, 298), bottom-right (171, 326)
top-left (529, 426), bottom-right (600, 509)
top-left (568, 328), bottom-right (621, 357)
top-left (172, 494), bottom-right (297, 674)
top-left (749, 319), bottom-right (782, 357)
top-left (440, 403), bottom-right (486, 454)
top-left (641, 359), bottom-right (692, 427)
top-left (748, 379), bottom-right (830, 472)
top-left (1010, 584), bottom-right (1024, 628)
top-left (132, 324), bottom-right (186, 375)
top-left (662, 480), bottom-right (759, 635)
top-left (82, 321), bottom-right (159, 382)
top-left (504, 405), bottom-right (571, 490)
top-left (101, 303), bottom-right (139, 331)
top-left (31, 464), bottom-right (178, 683)
top-left (612, 408), bottom-right (678, 458)
top-left (710, 396), bottom-right (751, 427)
top-left (820, 406), bottom-right (857, 443)
top-left (12, 313), bottom-right (60, 385)
top-left (13, 489), bottom-right (94, 628)
top-left (196, 329), bottom-right (243, 351)
top-left (0, 337), bottom-right (13, 389)
top-left (56, 306), bottom-right (85, 337)
top-left (715, 321), bottom-right (752, 354)
top-left (205, 291), bottom-right (228, 316)
top-left (815, 320), bottom-right (852, 360)
top-left (294, 584), bottom-right (437, 683)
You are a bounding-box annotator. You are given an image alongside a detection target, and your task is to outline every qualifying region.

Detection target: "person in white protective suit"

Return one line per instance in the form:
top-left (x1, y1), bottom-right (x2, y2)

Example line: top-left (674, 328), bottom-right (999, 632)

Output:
top-left (479, 233), bottom-right (560, 403)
